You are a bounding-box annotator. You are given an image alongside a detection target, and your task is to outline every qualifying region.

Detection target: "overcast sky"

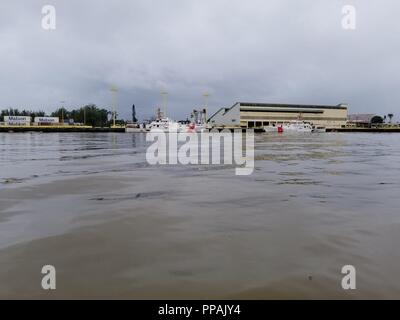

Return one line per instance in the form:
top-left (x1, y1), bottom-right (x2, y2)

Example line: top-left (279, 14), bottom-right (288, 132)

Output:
top-left (1, 0), bottom-right (399, 120)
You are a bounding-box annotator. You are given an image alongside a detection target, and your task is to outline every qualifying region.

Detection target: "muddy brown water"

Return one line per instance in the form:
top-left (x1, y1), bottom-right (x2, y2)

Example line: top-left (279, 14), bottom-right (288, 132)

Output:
top-left (0, 132), bottom-right (400, 299)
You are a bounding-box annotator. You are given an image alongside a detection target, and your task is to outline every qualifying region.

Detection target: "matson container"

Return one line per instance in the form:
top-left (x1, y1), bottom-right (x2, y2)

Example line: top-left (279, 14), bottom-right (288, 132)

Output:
top-left (34, 117), bottom-right (60, 125)
top-left (4, 116), bottom-right (31, 126)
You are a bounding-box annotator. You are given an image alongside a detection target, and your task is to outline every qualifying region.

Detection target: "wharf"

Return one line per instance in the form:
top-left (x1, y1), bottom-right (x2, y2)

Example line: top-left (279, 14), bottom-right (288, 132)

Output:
top-left (0, 126), bottom-right (125, 133)
top-left (326, 127), bottom-right (400, 133)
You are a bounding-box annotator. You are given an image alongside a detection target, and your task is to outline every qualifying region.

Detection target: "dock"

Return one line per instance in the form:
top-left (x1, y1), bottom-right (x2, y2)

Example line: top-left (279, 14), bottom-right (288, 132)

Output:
top-left (326, 127), bottom-right (400, 133)
top-left (0, 126), bottom-right (126, 133)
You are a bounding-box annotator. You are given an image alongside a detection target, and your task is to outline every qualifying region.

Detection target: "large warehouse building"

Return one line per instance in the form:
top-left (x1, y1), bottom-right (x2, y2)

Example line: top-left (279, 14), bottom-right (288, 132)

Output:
top-left (208, 102), bottom-right (348, 129)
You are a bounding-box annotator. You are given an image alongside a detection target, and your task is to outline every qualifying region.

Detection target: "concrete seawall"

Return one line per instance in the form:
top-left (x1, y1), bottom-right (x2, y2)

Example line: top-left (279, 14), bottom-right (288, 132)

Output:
top-left (0, 126), bottom-right (126, 133)
top-left (326, 127), bottom-right (400, 133)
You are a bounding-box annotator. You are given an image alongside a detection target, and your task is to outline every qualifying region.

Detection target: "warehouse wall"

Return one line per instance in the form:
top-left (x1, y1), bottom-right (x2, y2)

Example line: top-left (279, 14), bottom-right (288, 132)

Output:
top-left (240, 106), bottom-right (348, 129)
top-left (209, 103), bottom-right (348, 129)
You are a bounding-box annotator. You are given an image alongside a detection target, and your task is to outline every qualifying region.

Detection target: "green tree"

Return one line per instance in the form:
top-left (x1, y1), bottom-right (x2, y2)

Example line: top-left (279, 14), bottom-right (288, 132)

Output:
top-left (70, 104), bottom-right (110, 127)
top-left (51, 108), bottom-right (70, 123)
top-left (371, 116), bottom-right (384, 124)
top-left (1, 105), bottom-right (117, 127)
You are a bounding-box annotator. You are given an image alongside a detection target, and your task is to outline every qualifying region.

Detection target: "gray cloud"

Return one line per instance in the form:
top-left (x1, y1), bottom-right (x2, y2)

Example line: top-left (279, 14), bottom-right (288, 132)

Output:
top-left (1, 0), bottom-right (399, 120)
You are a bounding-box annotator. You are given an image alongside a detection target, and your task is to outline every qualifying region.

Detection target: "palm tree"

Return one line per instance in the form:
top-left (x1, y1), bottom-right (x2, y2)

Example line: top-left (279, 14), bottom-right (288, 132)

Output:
top-left (371, 116), bottom-right (384, 124)
top-left (388, 114), bottom-right (394, 124)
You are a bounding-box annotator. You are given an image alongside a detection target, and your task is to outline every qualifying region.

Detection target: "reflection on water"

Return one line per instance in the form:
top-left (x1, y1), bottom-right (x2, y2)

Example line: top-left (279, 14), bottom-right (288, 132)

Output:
top-left (1, 132), bottom-right (400, 299)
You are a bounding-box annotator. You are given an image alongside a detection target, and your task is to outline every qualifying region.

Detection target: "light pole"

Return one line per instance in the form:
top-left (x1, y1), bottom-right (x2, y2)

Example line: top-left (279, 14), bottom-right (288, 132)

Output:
top-left (110, 86), bottom-right (118, 127)
top-left (160, 90), bottom-right (168, 118)
top-left (203, 92), bottom-right (210, 122)
top-left (60, 100), bottom-right (66, 125)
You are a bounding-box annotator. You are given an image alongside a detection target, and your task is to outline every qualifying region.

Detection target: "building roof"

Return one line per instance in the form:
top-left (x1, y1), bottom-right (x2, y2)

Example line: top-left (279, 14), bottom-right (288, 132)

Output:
top-left (238, 102), bottom-right (348, 110)
top-left (207, 107), bottom-right (230, 121)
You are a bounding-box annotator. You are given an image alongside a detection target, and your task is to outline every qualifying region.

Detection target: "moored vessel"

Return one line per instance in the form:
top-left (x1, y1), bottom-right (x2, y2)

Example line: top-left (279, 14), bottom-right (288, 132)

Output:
top-left (264, 121), bottom-right (315, 133)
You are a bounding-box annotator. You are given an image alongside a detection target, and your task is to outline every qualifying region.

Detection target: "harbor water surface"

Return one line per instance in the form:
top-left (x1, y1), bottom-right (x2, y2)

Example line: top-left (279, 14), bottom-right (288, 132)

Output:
top-left (1, 132), bottom-right (400, 299)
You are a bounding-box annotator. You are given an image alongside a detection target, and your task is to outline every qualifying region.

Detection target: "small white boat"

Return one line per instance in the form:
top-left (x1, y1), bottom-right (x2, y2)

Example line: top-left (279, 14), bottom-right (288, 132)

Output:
top-left (148, 117), bottom-right (185, 132)
top-left (283, 121), bottom-right (313, 133)
top-left (263, 124), bottom-right (283, 133)
top-left (184, 122), bottom-right (208, 133)
top-left (264, 121), bottom-right (315, 133)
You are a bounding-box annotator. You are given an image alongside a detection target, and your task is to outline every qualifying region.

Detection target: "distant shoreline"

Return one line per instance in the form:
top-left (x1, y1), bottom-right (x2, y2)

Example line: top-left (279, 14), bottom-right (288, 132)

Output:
top-left (1, 126), bottom-right (400, 133)
top-left (326, 127), bottom-right (400, 133)
top-left (0, 126), bottom-right (125, 133)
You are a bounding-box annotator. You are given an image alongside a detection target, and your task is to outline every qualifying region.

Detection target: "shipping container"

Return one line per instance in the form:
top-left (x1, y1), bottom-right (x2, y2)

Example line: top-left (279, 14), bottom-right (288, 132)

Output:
top-left (4, 116), bottom-right (31, 126)
top-left (34, 117), bottom-right (60, 125)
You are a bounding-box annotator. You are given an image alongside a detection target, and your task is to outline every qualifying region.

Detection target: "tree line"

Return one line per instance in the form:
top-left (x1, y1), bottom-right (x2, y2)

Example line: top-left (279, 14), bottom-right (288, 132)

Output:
top-left (371, 113), bottom-right (395, 124)
top-left (0, 104), bottom-right (120, 127)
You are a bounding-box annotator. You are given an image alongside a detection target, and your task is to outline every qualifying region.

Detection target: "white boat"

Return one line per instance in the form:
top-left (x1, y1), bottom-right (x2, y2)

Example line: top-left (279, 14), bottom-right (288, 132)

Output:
top-left (283, 121), bottom-right (313, 133)
top-left (263, 124), bottom-right (283, 133)
top-left (147, 106), bottom-right (209, 133)
top-left (184, 108), bottom-right (209, 133)
top-left (263, 121), bottom-right (314, 133)
top-left (184, 122), bottom-right (208, 133)
top-left (148, 117), bottom-right (185, 132)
